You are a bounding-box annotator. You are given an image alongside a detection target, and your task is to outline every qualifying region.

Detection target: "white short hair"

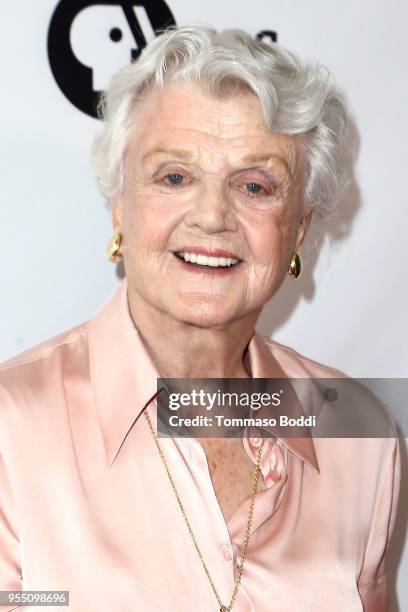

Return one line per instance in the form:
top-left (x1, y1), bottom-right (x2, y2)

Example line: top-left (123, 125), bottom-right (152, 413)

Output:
top-left (92, 24), bottom-right (349, 219)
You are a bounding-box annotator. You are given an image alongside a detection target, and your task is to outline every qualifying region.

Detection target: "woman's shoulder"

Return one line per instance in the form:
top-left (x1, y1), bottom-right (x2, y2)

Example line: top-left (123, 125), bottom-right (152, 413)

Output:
top-left (0, 322), bottom-right (93, 476)
top-left (257, 333), bottom-right (348, 378)
top-left (0, 322), bottom-right (89, 403)
top-left (257, 333), bottom-right (399, 440)
top-left (1, 322), bottom-right (88, 370)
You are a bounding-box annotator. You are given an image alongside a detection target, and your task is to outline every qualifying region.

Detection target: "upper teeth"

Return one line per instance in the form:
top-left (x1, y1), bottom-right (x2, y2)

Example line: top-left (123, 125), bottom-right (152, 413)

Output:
top-left (176, 252), bottom-right (239, 267)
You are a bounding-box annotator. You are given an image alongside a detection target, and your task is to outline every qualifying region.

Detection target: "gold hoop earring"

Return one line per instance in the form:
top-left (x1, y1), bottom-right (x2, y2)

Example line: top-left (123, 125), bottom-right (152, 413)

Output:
top-left (288, 251), bottom-right (302, 279)
top-left (107, 232), bottom-right (122, 262)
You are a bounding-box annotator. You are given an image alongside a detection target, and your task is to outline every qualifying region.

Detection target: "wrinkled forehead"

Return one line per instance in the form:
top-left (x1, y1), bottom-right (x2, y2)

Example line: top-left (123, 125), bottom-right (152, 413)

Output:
top-left (125, 83), bottom-right (302, 174)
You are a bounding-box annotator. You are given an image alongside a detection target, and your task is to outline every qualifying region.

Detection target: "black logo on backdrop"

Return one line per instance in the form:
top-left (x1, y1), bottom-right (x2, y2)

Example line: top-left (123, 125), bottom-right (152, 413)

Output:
top-left (47, 1), bottom-right (176, 118)
top-left (256, 30), bottom-right (278, 44)
top-left (47, 1), bottom-right (277, 119)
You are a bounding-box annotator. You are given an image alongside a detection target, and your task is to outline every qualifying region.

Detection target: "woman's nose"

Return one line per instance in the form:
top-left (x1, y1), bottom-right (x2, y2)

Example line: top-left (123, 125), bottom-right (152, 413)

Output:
top-left (184, 179), bottom-right (238, 234)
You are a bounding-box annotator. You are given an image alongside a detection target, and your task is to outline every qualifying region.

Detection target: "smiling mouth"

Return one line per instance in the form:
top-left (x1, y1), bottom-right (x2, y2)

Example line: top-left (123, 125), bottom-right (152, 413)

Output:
top-left (174, 251), bottom-right (241, 269)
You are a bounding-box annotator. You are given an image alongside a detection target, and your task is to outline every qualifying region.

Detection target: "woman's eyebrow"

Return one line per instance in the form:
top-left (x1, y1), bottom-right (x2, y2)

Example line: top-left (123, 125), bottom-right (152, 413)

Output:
top-left (240, 152), bottom-right (292, 171)
top-left (142, 147), bottom-right (194, 163)
top-left (141, 148), bottom-right (295, 177)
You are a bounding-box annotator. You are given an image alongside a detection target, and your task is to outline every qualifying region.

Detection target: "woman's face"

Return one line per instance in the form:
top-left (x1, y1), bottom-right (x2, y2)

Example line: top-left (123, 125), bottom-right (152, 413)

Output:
top-left (113, 83), bottom-right (312, 328)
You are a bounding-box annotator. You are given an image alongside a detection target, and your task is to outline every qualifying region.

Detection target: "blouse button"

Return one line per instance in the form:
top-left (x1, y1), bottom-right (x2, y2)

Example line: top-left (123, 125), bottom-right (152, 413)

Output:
top-left (265, 470), bottom-right (281, 487)
top-left (222, 543), bottom-right (232, 561)
top-left (249, 436), bottom-right (263, 448)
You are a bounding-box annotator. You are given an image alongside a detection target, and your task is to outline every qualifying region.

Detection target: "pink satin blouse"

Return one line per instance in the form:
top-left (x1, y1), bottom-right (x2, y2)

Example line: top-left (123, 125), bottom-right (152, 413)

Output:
top-left (0, 280), bottom-right (400, 611)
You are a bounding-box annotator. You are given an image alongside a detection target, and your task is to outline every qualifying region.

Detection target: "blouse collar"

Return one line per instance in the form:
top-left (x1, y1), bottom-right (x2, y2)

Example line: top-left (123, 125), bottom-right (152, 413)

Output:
top-left (88, 279), bottom-right (320, 473)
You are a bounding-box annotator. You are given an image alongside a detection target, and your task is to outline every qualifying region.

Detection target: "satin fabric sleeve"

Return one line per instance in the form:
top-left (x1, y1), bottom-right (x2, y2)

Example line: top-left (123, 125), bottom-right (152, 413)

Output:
top-left (0, 448), bottom-right (22, 611)
top-left (357, 427), bottom-right (401, 612)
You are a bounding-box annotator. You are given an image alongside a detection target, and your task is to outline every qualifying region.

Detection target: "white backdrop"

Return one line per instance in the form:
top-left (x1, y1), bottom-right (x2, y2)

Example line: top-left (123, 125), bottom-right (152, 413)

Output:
top-left (1, 0), bottom-right (407, 608)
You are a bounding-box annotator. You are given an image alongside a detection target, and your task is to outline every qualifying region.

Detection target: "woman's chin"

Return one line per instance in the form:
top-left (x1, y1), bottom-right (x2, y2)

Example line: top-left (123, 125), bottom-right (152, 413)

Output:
top-left (169, 301), bottom-right (239, 329)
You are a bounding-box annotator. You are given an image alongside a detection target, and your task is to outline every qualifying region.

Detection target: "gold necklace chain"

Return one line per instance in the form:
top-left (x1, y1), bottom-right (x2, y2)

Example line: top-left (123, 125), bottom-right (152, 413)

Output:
top-left (143, 406), bottom-right (263, 612)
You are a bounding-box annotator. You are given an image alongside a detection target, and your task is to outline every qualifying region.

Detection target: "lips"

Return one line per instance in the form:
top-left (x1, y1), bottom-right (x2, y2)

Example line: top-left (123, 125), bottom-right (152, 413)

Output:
top-left (173, 247), bottom-right (242, 270)
top-left (175, 246), bottom-right (241, 259)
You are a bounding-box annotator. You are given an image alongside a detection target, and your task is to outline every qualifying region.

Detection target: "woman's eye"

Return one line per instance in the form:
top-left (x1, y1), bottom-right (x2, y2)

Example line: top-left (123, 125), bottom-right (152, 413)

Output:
top-left (164, 173), bottom-right (185, 186)
top-left (245, 182), bottom-right (265, 195)
top-left (231, 171), bottom-right (280, 200)
top-left (238, 180), bottom-right (273, 199)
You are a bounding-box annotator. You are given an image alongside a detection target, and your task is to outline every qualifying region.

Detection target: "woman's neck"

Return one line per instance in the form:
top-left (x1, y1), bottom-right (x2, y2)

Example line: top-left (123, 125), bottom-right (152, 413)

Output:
top-left (127, 292), bottom-right (258, 379)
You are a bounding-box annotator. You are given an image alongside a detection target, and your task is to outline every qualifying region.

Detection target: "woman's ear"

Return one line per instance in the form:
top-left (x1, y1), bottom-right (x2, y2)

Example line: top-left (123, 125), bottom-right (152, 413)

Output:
top-left (111, 197), bottom-right (123, 231)
top-left (295, 207), bottom-right (313, 250)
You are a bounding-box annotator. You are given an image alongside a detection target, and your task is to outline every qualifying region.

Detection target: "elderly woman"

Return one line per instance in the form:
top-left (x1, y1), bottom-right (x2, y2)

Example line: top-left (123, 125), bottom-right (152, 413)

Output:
top-left (0, 25), bottom-right (400, 612)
